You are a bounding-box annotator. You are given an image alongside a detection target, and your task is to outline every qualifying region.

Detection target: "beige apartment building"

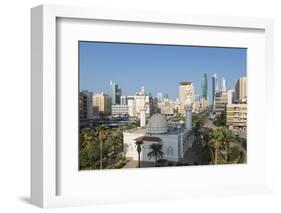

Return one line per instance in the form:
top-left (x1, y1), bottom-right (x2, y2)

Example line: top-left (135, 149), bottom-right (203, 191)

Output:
top-left (179, 81), bottom-right (195, 113)
top-left (226, 104), bottom-right (247, 130)
top-left (234, 77), bottom-right (247, 103)
top-left (92, 92), bottom-right (112, 116)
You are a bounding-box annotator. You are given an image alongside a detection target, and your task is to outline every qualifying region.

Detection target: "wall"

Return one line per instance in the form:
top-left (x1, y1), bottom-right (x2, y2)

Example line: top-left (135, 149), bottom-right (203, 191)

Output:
top-left (0, 0), bottom-right (280, 212)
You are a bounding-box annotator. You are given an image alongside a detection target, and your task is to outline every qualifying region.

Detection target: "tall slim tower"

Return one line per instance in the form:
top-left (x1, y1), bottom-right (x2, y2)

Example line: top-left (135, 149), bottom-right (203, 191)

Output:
top-left (201, 73), bottom-right (208, 99)
top-left (221, 77), bottom-right (227, 92)
top-left (179, 82), bottom-right (194, 113)
top-left (109, 80), bottom-right (122, 105)
top-left (212, 73), bottom-right (219, 111)
top-left (234, 77), bottom-right (247, 103)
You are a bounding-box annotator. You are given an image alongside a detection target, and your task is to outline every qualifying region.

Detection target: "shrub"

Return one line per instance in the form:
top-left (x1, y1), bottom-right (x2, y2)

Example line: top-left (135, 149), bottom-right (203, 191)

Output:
top-left (228, 146), bottom-right (240, 162)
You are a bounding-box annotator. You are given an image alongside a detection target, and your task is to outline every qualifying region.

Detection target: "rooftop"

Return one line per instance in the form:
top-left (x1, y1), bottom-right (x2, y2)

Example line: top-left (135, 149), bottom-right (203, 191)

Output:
top-left (134, 136), bottom-right (161, 142)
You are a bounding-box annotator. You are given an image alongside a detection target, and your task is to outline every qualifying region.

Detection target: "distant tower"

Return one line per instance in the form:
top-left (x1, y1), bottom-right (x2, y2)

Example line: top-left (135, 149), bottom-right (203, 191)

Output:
top-left (179, 81), bottom-right (195, 113)
top-left (201, 73), bottom-right (208, 100)
top-left (212, 73), bottom-right (219, 111)
top-left (221, 77), bottom-right (227, 92)
top-left (109, 80), bottom-right (122, 105)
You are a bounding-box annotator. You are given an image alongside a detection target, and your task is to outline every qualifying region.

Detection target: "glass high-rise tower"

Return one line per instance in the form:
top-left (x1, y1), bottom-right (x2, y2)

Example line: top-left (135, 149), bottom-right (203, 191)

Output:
top-left (212, 73), bottom-right (219, 110)
top-left (109, 80), bottom-right (121, 105)
top-left (201, 73), bottom-right (208, 100)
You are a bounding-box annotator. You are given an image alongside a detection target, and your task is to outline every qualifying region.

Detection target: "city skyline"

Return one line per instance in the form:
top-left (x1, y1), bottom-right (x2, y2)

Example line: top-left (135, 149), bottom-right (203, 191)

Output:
top-left (79, 41), bottom-right (247, 100)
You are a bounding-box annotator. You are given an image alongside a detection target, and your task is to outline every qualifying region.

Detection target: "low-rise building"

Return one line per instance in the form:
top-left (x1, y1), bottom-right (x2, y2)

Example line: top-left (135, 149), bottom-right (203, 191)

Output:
top-left (112, 104), bottom-right (129, 116)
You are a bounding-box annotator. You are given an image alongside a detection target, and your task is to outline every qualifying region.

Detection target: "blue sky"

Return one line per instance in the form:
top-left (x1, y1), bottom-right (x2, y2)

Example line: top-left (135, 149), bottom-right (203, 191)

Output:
top-left (79, 41), bottom-right (246, 100)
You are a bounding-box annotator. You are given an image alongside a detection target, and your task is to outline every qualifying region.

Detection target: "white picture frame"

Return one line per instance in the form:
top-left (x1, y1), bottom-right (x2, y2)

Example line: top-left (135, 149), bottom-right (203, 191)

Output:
top-left (31, 4), bottom-right (274, 208)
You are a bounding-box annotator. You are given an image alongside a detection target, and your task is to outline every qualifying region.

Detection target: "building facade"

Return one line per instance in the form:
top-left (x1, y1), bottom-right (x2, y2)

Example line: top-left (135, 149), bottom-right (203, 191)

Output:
top-left (179, 81), bottom-right (195, 113)
top-left (234, 77), bottom-right (247, 103)
top-left (127, 96), bottom-right (136, 117)
top-left (92, 92), bottom-right (112, 116)
top-left (226, 104), bottom-right (247, 130)
top-left (214, 91), bottom-right (228, 115)
top-left (79, 90), bottom-right (93, 120)
top-left (158, 99), bottom-right (175, 115)
top-left (123, 113), bottom-right (194, 163)
top-left (112, 104), bottom-right (129, 116)
top-left (120, 96), bottom-right (128, 105)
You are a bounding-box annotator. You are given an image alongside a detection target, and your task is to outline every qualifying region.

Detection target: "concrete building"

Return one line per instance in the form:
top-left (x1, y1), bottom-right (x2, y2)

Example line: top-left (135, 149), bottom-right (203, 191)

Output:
top-left (158, 99), bottom-right (175, 116)
top-left (179, 81), bottom-right (195, 113)
top-left (199, 98), bottom-right (209, 111)
top-left (109, 80), bottom-right (122, 105)
top-left (123, 111), bottom-right (194, 163)
top-left (111, 105), bottom-right (129, 116)
top-left (226, 104), bottom-right (247, 130)
top-left (120, 96), bottom-right (127, 105)
top-left (92, 92), bottom-right (112, 116)
top-left (79, 90), bottom-right (93, 120)
top-left (227, 89), bottom-right (235, 104)
top-left (215, 91), bottom-right (228, 115)
top-left (127, 96), bottom-right (136, 117)
top-left (234, 77), bottom-right (247, 103)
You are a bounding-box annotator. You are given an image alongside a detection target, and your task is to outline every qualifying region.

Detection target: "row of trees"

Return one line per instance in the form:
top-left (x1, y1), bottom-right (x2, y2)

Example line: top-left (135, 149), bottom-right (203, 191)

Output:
top-left (79, 125), bottom-right (124, 170)
top-left (192, 111), bottom-right (245, 165)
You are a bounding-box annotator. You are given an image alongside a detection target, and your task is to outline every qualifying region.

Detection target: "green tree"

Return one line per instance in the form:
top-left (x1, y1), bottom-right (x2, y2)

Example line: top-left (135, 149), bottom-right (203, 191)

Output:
top-left (108, 129), bottom-right (123, 154)
top-left (147, 143), bottom-right (164, 167)
top-left (135, 141), bottom-right (144, 168)
top-left (214, 114), bottom-right (226, 126)
top-left (221, 127), bottom-right (236, 162)
top-left (208, 129), bottom-right (224, 164)
top-left (79, 128), bottom-right (100, 169)
top-left (97, 125), bottom-right (106, 169)
top-left (228, 146), bottom-right (241, 162)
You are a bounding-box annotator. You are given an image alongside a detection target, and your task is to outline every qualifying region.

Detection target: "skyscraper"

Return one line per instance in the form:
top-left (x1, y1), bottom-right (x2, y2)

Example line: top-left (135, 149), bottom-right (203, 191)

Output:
top-left (234, 77), bottom-right (247, 103)
top-left (109, 80), bottom-right (122, 105)
top-left (212, 73), bottom-right (219, 110)
top-left (92, 92), bottom-right (112, 116)
top-left (179, 81), bottom-right (195, 113)
top-left (201, 73), bottom-right (208, 100)
top-left (221, 77), bottom-right (227, 92)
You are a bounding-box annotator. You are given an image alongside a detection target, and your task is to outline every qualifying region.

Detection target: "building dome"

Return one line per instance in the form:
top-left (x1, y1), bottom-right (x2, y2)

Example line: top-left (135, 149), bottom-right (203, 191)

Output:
top-left (147, 113), bottom-right (168, 134)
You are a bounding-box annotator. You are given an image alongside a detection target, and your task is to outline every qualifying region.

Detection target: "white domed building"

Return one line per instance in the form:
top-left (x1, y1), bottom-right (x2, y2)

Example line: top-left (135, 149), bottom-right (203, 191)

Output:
top-left (123, 112), bottom-right (194, 163)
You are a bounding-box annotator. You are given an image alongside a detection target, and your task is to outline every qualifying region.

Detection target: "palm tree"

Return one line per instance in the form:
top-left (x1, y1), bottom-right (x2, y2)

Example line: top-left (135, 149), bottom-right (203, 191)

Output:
top-left (221, 127), bottom-right (236, 162)
top-left (147, 143), bottom-right (164, 167)
top-left (208, 129), bottom-right (223, 164)
top-left (135, 141), bottom-right (143, 168)
top-left (97, 125), bottom-right (106, 169)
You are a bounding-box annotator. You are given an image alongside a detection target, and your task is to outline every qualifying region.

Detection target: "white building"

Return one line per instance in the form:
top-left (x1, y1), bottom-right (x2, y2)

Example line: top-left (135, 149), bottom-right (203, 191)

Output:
top-left (120, 96), bottom-right (127, 105)
top-left (123, 110), bottom-right (194, 163)
top-left (112, 105), bottom-right (129, 116)
top-left (157, 99), bottom-right (175, 115)
top-left (127, 96), bottom-right (136, 117)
